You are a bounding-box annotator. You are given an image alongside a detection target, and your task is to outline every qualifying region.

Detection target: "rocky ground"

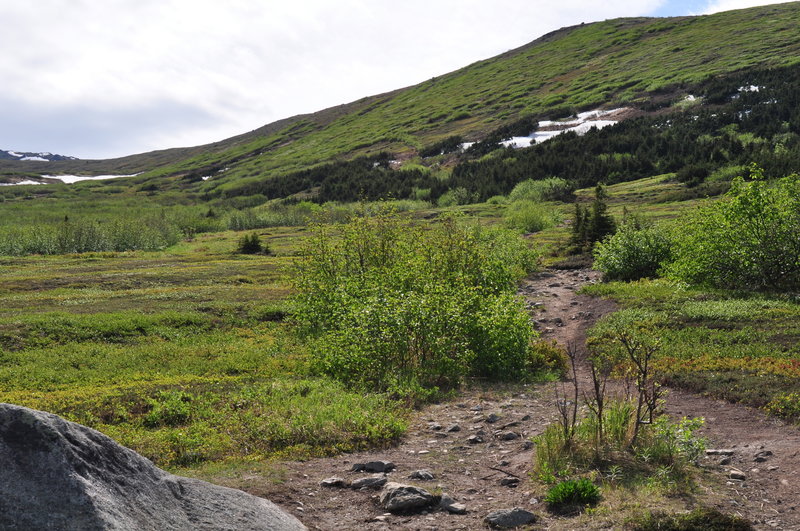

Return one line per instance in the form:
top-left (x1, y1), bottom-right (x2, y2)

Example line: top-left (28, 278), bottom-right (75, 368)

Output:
top-left (250, 269), bottom-right (800, 530)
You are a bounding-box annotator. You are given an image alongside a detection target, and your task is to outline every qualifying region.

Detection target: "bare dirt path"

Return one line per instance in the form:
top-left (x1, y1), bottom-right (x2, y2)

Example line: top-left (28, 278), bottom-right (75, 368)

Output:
top-left (248, 269), bottom-right (800, 530)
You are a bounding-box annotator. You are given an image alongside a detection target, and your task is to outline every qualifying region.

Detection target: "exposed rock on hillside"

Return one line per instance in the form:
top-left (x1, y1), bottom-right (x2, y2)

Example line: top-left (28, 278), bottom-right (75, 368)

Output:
top-left (0, 403), bottom-right (306, 530)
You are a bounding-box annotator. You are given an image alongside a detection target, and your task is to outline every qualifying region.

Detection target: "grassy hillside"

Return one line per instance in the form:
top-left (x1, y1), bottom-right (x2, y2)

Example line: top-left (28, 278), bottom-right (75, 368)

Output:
top-left (2, 2), bottom-right (800, 193)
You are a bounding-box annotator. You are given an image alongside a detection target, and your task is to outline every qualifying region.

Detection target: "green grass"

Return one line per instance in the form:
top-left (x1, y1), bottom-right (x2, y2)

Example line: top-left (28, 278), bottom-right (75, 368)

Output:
top-left (584, 280), bottom-right (800, 419)
top-left (0, 227), bottom-right (408, 468)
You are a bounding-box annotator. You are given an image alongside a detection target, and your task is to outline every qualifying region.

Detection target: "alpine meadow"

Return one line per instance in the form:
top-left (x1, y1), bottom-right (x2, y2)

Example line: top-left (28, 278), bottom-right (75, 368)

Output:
top-left (2, 2), bottom-right (800, 529)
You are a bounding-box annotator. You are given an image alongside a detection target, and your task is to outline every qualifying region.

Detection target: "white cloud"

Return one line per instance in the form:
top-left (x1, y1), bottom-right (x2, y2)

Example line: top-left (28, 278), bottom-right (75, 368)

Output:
top-left (701, 0), bottom-right (795, 13)
top-left (1, 1), bottom-right (672, 158)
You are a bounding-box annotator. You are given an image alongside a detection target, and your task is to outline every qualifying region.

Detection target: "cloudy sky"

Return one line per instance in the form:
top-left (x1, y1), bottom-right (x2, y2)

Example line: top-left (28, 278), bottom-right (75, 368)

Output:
top-left (0, 0), bottom-right (794, 159)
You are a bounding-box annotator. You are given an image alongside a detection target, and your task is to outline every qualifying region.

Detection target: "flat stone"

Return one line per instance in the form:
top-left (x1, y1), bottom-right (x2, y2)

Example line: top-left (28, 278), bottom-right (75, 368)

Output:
top-left (320, 476), bottom-right (347, 488)
top-left (467, 435), bottom-right (484, 444)
top-left (440, 494), bottom-right (467, 515)
top-left (498, 431), bottom-right (519, 441)
top-left (352, 460), bottom-right (395, 473)
top-left (350, 474), bottom-right (387, 490)
top-left (729, 468), bottom-right (747, 481)
top-left (706, 449), bottom-right (736, 456)
top-left (500, 477), bottom-right (520, 488)
top-left (409, 470), bottom-right (435, 481)
top-left (446, 424), bottom-right (462, 433)
top-left (379, 482), bottom-right (436, 513)
top-left (486, 413), bottom-right (501, 424)
top-left (485, 507), bottom-right (537, 528)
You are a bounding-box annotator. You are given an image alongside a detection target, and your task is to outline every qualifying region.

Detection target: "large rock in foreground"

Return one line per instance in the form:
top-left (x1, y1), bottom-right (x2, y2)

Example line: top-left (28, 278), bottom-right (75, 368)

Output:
top-left (0, 403), bottom-right (306, 530)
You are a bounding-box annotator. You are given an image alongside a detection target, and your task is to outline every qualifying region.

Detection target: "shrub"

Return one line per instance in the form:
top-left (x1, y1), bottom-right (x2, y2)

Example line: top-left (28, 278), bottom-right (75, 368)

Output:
top-left (509, 177), bottom-right (574, 203)
top-left (437, 187), bottom-right (477, 207)
top-left (293, 210), bottom-right (542, 400)
top-left (593, 222), bottom-right (673, 281)
top-left (237, 232), bottom-right (264, 254)
top-left (570, 184), bottom-right (616, 253)
top-left (504, 200), bottom-right (560, 233)
top-left (544, 478), bottom-right (601, 514)
top-left (666, 167), bottom-right (800, 291)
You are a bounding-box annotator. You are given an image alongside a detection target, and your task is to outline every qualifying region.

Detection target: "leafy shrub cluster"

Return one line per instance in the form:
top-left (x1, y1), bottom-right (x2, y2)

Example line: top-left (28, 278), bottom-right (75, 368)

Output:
top-left (593, 221), bottom-right (673, 281)
top-left (0, 216), bottom-right (181, 256)
top-left (544, 478), bottom-right (601, 514)
top-left (508, 177), bottom-right (575, 203)
top-left (667, 168), bottom-right (800, 291)
top-left (504, 201), bottom-right (561, 233)
top-left (292, 210), bottom-right (550, 400)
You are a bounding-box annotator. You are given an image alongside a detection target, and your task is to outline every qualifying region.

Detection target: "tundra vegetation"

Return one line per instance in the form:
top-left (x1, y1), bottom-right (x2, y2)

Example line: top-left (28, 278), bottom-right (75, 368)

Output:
top-left (1, 5), bottom-right (799, 525)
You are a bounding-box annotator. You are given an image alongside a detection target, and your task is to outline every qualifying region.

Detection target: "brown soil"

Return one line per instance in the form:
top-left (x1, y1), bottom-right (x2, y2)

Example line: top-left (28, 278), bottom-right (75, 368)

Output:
top-left (246, 269), bottom-right (800, 530)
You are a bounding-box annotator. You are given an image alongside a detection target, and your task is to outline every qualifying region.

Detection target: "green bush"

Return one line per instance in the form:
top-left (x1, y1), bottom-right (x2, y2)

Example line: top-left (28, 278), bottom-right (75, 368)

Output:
top-left (437, 187), bottom-right (477, 207)
top-left (666, 167), bottom-right (800, 291)
top-left (509, 177), bottom-right (574, 203)
top-left (293, 211), bottom-right (542, 400)
top-left (544, 478), bottom-right (601, 513)
top-left (593, 222), bottom-right (673, 281)
top-left (504, 200), bottom-right (561, 233)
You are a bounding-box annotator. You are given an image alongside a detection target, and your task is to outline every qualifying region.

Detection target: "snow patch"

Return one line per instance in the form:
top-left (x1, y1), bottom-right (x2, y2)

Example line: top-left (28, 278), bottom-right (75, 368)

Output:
top-left (739, 85), bottom-right (761, 93)
top-left (0, 180), bottom-right (41, 186)
top-left (491, 107), bottom-right (628, 150)
top-left (20, 156), bottom-right (49, 162)
top-left (41, 173), bottom-right (140, 184)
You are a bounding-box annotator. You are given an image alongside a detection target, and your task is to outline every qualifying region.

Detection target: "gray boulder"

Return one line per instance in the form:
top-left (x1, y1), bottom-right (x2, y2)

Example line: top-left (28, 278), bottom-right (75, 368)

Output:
top-left (485, 507), bottom-right (537, 528)
top-left (0, 403), bottom-right (306, 530)
top-left (379, 482), bottom-right (436, 513)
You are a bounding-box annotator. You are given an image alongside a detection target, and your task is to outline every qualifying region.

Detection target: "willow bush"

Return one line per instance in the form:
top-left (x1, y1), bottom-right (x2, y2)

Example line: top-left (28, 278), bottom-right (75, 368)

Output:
top-left (292, 211), bottom-right (552, 400)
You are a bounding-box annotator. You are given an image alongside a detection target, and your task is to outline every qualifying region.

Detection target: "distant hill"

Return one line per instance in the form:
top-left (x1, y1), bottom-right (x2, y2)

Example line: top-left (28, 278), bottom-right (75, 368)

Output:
top-left (0, 149), bottom-right (77, 162)
top-left (2, 1), bottom-right (800, 201)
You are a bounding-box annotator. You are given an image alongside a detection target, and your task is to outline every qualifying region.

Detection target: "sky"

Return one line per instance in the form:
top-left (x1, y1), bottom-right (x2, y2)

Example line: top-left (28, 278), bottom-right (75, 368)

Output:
top-left (0, 0), bottom-right (794, 160)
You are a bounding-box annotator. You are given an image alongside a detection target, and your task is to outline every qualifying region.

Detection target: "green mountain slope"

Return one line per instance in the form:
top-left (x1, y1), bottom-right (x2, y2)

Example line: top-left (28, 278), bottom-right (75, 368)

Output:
top-left (3, 2), bottom-right (800, 196)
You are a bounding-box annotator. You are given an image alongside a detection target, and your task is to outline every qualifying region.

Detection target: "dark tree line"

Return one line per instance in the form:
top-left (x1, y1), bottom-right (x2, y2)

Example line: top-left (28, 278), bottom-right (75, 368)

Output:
top-left (220, 63), bottom-right (800, 205)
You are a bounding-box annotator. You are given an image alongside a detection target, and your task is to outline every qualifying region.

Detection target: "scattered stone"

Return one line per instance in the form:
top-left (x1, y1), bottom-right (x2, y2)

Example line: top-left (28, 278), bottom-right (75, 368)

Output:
top-left (433, 432), bottom-right (448, 439)
top-left (484, 507), bottom-right (537, 528)
top-left (440, 494), bottom-right (467, 514)
top-left (521, 414), bottom-right (531, 421)
top-left (486, 413), bottom-right (501, 424)
top-left (498, 460), bottom-right (510, 467)
top-left (754, 450), bottom-right (773, 462)
top-left (467, 435), bottom-right (484, 444)
top-left (417, 450), bottom-right (430, 455)
top-left (498, 431), bottom-right (519, 441)
top-left (351, 474), bottom-right (387, 490)
top-left (521, 441), bottom-right (534, 450)
top-left (379, 482), bottom-right (436, 513)
top-left (719, 456), bottom-right (733, 466)
top-left (706, 449), bottom-right (736, 456)
top-left (0, 403), bottom-right (306, 531)
top-left (446, 424), bottom-right (462, 433)
top-left (729, 468), bottom-right (747, 481)
top-left (500, 477), bottom-right (520, 488)
top-left (428, 422), bottom-right (443, 431)
top-left (768, 466), bottom-right (779, 471)
top-left (320, 477), bottom-right (348, 488)
top-left (373, 515), bottom-right (388, 522)
top-left (352, 460), bottom-right (395, 473)
top-left (471, 405), bottom-right (484, 411)
top-left (409, 470), bottom-right (435, 481)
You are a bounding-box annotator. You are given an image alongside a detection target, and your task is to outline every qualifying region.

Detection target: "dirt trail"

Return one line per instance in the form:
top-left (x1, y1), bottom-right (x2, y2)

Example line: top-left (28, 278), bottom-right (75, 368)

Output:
top-left (254, 269), bottom-right (800, 530)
